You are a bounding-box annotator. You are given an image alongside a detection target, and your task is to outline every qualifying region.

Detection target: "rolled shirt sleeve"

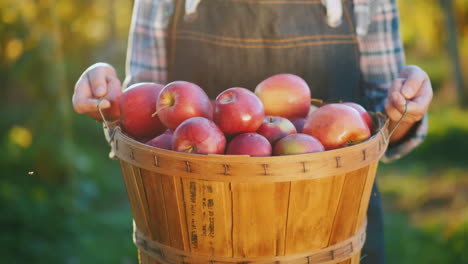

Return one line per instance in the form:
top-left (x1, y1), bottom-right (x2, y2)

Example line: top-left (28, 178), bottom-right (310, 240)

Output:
top-left (357, 0), bottom-right (428, 162)
top-left (123, 0), bottom-right (173, 88)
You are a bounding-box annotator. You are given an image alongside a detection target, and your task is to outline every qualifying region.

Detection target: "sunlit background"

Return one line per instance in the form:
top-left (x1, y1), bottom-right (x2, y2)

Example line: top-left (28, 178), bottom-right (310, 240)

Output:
top-left (1, 0), bottom-right (467, 263)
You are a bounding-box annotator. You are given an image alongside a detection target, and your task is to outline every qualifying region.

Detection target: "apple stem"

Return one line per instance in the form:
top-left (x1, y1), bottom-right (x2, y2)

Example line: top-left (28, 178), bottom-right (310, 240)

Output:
top-left (346, 139), bottom-right (365, 146)
top-left (151, 104), bottom-right (170, 118)
top-left (185, 145), bottom-right (196, 153)
top-left (310, 98), bottom-right (324, 105)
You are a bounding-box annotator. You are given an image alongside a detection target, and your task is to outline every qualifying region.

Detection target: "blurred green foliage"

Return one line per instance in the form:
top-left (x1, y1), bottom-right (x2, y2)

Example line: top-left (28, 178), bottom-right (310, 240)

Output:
top-left (0, 0), bottom-right (134, 263)
top-left (379, 106), bottom-right (468, 264)
top-left (0, 0), bottom-right (467, 263)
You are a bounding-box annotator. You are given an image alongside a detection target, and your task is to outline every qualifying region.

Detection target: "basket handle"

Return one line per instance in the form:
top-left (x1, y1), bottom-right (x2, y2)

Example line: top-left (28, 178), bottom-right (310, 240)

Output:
top-left (382, 78), bottom-right (409, 146)
top-left (97, 98), bottom-right (118, 159)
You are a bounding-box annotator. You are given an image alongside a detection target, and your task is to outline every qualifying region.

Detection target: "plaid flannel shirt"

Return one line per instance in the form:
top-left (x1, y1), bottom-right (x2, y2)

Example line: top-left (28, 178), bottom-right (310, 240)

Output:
top-left (124, 0), bottom-right (428, 161)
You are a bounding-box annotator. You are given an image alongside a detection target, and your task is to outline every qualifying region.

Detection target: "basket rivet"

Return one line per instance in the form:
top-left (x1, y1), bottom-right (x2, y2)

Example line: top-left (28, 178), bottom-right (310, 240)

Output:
top-left (335, 156), bottom-right (342, 168)
top-left (223, 164), bottom-right (230, 175)
top-left (154, 155), bottom-right (159, 167)
top-left (302, 162), bottom-right (308, 173)
top-left (262, 164), bottom-right (269, 175)
top-left (130, 148), bottom-right (135, 160)
top-left (185, 161), bottom-right (192, 173)
top-left (362, 149), bottom-right (367, 161)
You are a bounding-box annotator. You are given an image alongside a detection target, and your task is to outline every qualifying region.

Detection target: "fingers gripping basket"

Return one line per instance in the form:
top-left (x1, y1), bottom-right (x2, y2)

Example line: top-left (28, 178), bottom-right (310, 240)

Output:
top-left (103, 113), bottom-right (390, 264)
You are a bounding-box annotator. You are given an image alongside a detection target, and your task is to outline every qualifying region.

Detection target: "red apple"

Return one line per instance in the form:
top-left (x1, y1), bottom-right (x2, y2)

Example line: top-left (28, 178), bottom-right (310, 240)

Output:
top-left (214, 87), bottom-right (265, 134)
top-left (145, 129), bottom-right (173, 150)
top-left (288, 117), bottom-right (306, 133)
top-left (257, 116), bottom-right (297, 144)
top-left (273, 133), bottom-right (324, 156)
top-left (172, 117), bottom-right (226, 154)
top-left (156, 81), bottom-right (212, 130)
top-left (342, 102), bottom-right (373, 130)
top-left (119, 82), bottom-right (166, 139)
top-left (255, 73), bottom-right (311, 119)
top-left (302, 104), bottom-right (371, 150)
top-left (226, 133), bottom-right (272, 157)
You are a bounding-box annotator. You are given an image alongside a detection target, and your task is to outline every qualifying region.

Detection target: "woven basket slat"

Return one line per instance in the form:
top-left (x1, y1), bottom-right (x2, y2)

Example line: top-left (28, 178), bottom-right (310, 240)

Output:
top-left (328, 166), bottom-right (370, 245)
top-left (231, 182), bottom-right (290, 257)
top-left (285, 174), bottom-right (345, 254)
top-left (120, 162), bottom-right (151, 236)
top-left (328, 166), bottom-right (371, 264)
top-left (161, 175), bottom-right (190, 250)
top-left (139, 170), bottom-right (172, 244)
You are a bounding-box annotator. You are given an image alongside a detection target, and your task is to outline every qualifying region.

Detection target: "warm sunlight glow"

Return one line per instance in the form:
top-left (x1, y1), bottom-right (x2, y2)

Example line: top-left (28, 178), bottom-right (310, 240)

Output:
top-left (9, 125), bottom-right (33, 148)
top-left (5, 39), bottom-right (24, 62)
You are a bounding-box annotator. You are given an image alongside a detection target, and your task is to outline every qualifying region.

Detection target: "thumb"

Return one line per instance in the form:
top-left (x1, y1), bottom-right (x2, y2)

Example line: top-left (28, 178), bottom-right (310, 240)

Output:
top-left (98, 99), bottom-right (111, 109)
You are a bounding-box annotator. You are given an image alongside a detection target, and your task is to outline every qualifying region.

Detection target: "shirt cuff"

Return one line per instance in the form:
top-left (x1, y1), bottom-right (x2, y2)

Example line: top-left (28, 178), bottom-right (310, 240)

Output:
top-left (381, 113), bottom-right (428, 162)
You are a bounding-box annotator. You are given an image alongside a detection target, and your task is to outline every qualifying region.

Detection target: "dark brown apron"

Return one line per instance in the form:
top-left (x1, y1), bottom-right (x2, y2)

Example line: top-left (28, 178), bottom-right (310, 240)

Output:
top-left (166, 0), bottom-right (384, 263)
top-left (167, 0), bottom-right (362, 103)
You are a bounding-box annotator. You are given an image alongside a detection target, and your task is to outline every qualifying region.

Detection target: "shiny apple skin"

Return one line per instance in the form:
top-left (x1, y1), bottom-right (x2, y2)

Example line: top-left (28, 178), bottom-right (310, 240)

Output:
top-left (119, 82), bottom-right (165, 139)
top-left (255, 73), bottom-right (311, 119)
top-left (172, 117), bottom-right (226, 154)
top-left (257, 116), bottom-right (297, 144)
top-left (273, 133), bottom-right (324, 156)
top-left (342, 102), bottom-right (373, 130)
top-left (145, 129), bottom-right (173, 150)
top-left (226, 133), bottom-right (272, 157)
top-left (302, 104), bottom-right (371, 150)
top-left (157, 81), bottom-right (212, 130)
top-left (214, 87), bottom-right (265, 134)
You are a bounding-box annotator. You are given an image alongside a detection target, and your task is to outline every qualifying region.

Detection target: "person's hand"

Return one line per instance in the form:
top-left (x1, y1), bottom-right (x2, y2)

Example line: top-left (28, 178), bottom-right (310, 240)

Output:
top-left (385, 65), bottom-right (433, 143)
top-left (72, 62), bottom-right (122, 122)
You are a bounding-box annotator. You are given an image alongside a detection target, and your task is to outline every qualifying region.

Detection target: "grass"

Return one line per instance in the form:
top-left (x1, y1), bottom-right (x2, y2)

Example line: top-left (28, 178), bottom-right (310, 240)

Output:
top-left (377, 106), bottom-right (468, 263)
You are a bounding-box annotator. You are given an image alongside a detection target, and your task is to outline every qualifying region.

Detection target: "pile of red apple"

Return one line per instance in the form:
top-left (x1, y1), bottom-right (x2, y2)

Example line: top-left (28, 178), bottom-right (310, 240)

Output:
top-left (118, 74), bottom-right (373, 157)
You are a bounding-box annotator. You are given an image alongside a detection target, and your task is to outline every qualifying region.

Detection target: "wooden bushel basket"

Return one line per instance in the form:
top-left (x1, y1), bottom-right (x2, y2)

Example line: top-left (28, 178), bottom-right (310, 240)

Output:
top-left (103, 112), bottom-right (391, 264)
